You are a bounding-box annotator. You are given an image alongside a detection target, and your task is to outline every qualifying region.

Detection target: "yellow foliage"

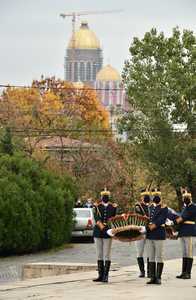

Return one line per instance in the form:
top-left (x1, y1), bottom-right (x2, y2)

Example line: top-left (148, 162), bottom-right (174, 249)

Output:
top-left (32, 78), bottom-right (110, 130)
top-left (51, 81), bottom-right (110, 130)
top-left (0, 77), bottom-right (110, 139)
top-left (0, 87), bottom-right (67, 131)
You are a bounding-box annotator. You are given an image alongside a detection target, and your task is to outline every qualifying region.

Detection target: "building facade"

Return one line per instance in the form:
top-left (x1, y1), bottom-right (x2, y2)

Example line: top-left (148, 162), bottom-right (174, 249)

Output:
top-left (64, 21), bottom-right (103, 84)
top-left (95, 64), bottom-right (125, 108)
top-left (64, 21), bottom-right (128, 137)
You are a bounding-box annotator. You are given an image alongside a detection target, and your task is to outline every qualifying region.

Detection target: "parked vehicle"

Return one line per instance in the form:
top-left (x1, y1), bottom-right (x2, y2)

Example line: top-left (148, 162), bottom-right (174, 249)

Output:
top-left (72, 208), bottom-right (95, 241)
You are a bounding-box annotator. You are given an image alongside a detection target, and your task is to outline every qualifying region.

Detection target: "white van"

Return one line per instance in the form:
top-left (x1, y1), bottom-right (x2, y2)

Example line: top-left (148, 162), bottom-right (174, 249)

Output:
top-left (72, 208), bottom-right (95, 241)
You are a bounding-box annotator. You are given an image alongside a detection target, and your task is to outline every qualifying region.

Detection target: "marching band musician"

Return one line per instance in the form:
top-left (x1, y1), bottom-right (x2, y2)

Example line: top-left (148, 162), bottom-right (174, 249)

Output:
top-left (93, 188), bottom-right (117, 283)
top-left (135, 189), bottom-right (151, 277)
top-left (174, 190), bottom-right (196, 279)
top-left (146, 189), bottom-right (168, 285)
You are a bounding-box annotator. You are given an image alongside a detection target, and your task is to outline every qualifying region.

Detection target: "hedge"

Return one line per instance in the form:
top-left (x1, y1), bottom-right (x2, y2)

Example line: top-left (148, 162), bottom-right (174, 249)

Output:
top-left (0, 152), bottom-right (76, 255)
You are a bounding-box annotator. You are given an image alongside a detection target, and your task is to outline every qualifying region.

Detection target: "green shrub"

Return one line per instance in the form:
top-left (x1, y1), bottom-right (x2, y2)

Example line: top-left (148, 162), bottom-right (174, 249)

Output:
top-left (0, 152), bottom-right (76, 255)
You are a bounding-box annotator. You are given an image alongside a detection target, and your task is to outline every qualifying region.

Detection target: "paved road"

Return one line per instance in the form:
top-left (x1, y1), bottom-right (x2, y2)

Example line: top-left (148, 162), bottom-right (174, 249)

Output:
top-left (0, 239), bottom-right (196, 283)
top-left (1, 258), bottom-right (196, 300)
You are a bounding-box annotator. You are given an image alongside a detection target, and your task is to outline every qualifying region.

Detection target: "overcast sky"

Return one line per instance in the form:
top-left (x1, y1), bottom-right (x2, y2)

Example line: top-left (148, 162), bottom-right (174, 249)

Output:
top-left (0, 0), bottom-right (195, 85)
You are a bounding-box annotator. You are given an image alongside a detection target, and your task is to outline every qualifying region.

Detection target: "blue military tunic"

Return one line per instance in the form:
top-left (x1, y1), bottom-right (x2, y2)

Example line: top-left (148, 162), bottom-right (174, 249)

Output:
top-left (178, 203), bottom-right (196, 237)
top-left (93, 203), bottom-right (117, 239)
top-left (146, 204), bottom-right (168, 240)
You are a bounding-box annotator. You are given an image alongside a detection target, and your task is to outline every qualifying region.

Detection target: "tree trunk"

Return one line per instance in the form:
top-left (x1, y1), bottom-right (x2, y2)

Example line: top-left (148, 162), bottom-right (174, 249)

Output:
top-left (175, 188), bottom-right (183, 211)
top-left (187, 172), bottom-right (196, 201)
top-left (189, 185), bottom-right (196, 202)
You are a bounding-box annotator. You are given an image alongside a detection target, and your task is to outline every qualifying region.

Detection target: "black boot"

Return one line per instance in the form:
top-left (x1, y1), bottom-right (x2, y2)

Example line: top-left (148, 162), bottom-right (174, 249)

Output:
top-left (93, 260), bottom-right (104, 282)
top-left (156, 263), bottom-right (164, 284)
top-left (137, 257), bottom-right (145, 278)
top-left (102, 260), bottom-right (111, 283)
top-left (176, 257), bottom-right (187, 279)
top-left (147, 258), bottom-right (150, 278)
top-left (182, 258), bottom-right (193, 279)
top-left (137, 257), bottom-right (145, 277)
top-left (146, 262), bottom-right (156, 284)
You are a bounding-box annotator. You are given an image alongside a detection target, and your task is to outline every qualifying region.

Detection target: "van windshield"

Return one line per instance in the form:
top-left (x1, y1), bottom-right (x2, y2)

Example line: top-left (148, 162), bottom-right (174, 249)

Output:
top-left (75, 209), bottom-right (91, 218)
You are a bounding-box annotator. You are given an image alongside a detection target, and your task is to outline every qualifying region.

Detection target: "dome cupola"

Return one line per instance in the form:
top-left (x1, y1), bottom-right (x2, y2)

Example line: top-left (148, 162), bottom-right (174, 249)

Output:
top-left (96, 64), bottom-right (121, 81)
top-left (68, 21), bottom-right (101, 49)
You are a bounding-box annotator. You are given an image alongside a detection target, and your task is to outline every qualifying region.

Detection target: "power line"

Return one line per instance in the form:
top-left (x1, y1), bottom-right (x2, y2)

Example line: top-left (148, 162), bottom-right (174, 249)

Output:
top-left (3, 127), bottom-right (193, 133)
top-left (0, 105), bottom-right (128, 114)
top-left (0, 84), bottom-right (125, 92)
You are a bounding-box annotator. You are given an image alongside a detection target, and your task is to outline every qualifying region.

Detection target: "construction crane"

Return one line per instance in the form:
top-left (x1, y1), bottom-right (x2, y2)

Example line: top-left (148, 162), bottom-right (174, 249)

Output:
top-left (60, 9), bottom-right (123, 48)
top-left (60, 10), bottom-right (123, 82)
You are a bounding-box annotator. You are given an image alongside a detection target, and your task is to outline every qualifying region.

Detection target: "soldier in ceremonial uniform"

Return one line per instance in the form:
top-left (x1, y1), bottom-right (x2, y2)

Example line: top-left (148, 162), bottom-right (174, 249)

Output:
top-left (146, 189), bottom-right (168, 285)
top-left (135, 189), bottom-right (151, 277)
top-left (93, 188), bottom-right (117, 283)
top-left (174, 190), bottom-right (196, 279)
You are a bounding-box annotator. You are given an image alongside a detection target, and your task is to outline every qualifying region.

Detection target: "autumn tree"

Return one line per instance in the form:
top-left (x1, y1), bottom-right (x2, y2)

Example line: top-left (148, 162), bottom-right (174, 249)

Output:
top-left (0, 87), bottom-right (65, 130)
top-left (32, 77), bottom-right (109, 133)
top-left (0, 77), bottom-right (110, 154)
top-left (1, 77), bottom-right (109, 133)
top-left (55, 137), bottom-right (152, 210)
top-left (120, 27), bottom-right (196, 207)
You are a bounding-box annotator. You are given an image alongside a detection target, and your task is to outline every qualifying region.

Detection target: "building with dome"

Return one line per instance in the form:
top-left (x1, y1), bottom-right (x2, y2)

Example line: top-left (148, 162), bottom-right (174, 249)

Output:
top-left (64, 21), bottom-right (128, 137)
top-left (95, 64), bottom-right (125, 108)
top-left (95, 64), bottom-right (126, 131)
top-left (65, 21), bottom-right (103, 84)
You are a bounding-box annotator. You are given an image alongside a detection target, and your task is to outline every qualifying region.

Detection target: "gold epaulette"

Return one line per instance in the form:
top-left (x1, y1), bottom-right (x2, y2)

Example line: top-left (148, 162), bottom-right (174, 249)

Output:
top-left (109, 202), bottom-right (118, 207)
top-left (161, 204), bottom-right (167, 208)
top-left (93, 201), bottom-right (102, 207)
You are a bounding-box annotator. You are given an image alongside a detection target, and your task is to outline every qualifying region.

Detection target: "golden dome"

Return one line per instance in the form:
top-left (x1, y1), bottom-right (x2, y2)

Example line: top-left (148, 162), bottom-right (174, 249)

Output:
top-left (68, 21), bottom-right (100, 49)
top-left (96, 65), bottom-right (121, 81)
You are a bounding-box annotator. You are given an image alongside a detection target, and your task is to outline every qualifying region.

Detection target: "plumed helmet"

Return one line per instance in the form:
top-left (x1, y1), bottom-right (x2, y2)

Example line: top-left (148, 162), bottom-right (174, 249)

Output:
top-left (182, 190), bottom-right (192, 200)
top-left (100, 187), bottom-right (111, 197)
top-left (151, 188), bottom-right (161, 197)
top-left (140, 188), bottom-right (151, 197)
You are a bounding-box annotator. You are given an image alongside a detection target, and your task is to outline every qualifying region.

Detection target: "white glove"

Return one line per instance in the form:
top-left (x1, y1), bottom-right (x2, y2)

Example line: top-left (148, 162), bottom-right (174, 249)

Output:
top-left (139, 226), bottom-right (146, 234)
top-left (165, 219), bottom-right (174, 226)
top-left (173, 231), bottom-right (178, 237)
top-left (107, 229), bottom-right (115, 237)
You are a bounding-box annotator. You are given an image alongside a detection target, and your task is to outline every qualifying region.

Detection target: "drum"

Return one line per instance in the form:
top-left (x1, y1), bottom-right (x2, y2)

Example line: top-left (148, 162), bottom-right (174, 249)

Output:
top-left (107, 213), bottom-right (149, 242)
